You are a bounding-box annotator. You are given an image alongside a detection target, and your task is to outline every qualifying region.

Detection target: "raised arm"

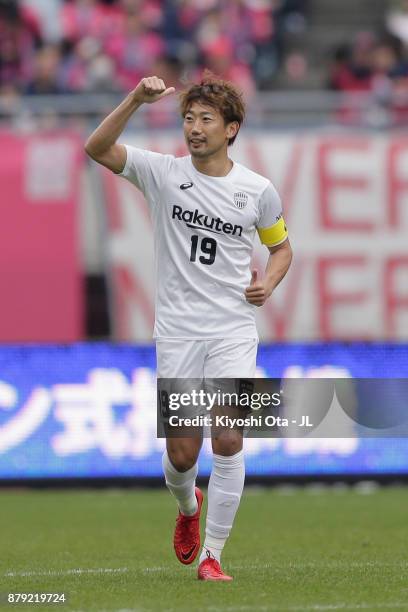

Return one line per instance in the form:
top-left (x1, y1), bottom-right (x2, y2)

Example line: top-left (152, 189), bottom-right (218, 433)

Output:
top-left (84, 76), bottom-right (175, 174)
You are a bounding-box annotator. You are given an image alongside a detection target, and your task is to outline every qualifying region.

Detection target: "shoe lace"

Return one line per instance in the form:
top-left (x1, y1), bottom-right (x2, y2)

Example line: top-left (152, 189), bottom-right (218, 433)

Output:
top-left (205, 550), bottom-right (222, 574)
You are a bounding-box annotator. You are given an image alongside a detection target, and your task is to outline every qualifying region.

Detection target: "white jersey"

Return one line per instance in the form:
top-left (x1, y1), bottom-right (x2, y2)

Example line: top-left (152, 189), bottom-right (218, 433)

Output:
top-left (119, 145), bottom-right (288, 339)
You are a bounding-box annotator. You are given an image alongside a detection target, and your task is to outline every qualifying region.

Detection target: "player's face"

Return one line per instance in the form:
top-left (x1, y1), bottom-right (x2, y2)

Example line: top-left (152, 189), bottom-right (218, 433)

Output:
top-left (183, 102), bottom-right (237, 159)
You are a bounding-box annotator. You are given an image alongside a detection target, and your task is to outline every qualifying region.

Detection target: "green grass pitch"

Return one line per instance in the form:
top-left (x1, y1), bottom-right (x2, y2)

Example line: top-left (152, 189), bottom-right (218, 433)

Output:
top-left (1, 486), bottom-right (407, 612)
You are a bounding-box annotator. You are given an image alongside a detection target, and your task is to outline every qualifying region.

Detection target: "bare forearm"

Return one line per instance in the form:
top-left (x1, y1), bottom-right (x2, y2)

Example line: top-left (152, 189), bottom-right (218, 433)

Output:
top-left (84, 92), bottom-right (142, 159)
top-left (264, 242), bottom-right (292, 294)
top-left (245, 241), bottom-right (292, 306)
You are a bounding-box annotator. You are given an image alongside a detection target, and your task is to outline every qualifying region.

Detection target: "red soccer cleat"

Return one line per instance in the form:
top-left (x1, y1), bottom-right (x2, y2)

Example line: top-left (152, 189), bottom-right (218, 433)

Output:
top-left (173, 487), bottom-right (203, 565)
top-left (197, 551), bottom-right (233, 582)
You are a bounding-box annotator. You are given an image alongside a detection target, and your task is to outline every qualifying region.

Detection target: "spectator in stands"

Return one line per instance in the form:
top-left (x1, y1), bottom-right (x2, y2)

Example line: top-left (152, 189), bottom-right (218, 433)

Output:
top-left (60, 0), bottom-right (114, 45)
top-left (372, 37), bottom-right (408, 122)
top-left (329, 33), bottom-right (408, 94)
top-left (223, 0), bottom-right (280, 88)
top-left (161, 0), bottom-right (199, 63)
top-left (0, 0), bottom-right (298, 97)
top-left (25, 44), bottom-right (63, 94)
top-left (200, 37), bottom-right (256, 98)
top-left (371, 39), bottom-right (405, 87)
top-left (120, 0), bottom-right (162, 31)
top-left (195, 6), bottom-right (256, 95)
top-left (60, 35), bottom-right (117, 92)
top-left (103, 5), bottom-right (165, 91)
top-left (0, 0), bottom-right (42, 90)
top-left (329, 29), bottom-right (408, 126)
top-left (329, 32), bottom-right (374, 92)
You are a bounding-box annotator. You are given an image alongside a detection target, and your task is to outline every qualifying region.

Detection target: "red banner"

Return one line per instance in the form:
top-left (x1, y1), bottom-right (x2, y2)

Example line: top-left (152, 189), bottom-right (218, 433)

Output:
top-left (0, 131), bottom-right (84, 341)
top-left (103, 132), bottom-right (408, 341)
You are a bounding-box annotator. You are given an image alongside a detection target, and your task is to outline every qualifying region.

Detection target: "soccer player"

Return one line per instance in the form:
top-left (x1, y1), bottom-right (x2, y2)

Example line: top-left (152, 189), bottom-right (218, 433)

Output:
top-left (85, 73), bottom-right (292, 581)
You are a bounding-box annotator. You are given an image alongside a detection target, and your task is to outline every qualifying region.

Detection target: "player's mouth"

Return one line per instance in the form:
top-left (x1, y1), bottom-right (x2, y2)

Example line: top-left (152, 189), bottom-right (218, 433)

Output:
top-left (189, 138), bottom-right (206, 147)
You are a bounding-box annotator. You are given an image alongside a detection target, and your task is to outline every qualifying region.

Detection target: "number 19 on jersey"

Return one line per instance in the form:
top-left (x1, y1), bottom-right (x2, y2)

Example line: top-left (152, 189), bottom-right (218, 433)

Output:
top-left (190, 235), bottom-right (217, 265)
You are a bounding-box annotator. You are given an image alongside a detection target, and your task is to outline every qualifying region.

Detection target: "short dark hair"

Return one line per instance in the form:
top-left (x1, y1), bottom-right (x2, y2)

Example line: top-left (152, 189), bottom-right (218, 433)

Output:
top-left (179, 70), bottom-right (246, 146)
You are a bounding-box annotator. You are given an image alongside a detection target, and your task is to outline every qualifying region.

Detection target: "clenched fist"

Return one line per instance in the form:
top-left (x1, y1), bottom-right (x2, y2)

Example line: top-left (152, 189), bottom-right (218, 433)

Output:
top-left (132, 76), bottom-right (175, 104)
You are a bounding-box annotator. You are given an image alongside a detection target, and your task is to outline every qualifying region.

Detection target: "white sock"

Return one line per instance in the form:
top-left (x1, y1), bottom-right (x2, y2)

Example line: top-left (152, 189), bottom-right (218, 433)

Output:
top-left (199, 449), bottom-right (245, 564)
top-left (162, 451), bottom-right (198, 516)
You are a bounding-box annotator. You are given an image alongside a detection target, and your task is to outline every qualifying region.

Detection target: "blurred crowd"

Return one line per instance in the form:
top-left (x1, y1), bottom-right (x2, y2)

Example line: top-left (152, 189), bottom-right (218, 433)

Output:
top-left (329, 36), bottom-right (408, 97)
top-left (329, 0), bottom-right (408, 117)
top-left (0, 0), bottom-right (306, 98)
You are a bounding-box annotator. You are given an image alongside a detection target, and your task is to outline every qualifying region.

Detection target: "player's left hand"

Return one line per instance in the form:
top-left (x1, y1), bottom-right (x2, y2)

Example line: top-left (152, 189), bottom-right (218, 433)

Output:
top-left (245, 270), bottom-right (272, 307)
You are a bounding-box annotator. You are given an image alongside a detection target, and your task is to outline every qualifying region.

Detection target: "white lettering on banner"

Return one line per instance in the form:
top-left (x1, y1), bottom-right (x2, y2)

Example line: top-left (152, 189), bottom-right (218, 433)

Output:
top-left (0, 365), bottom-right (359, 459)
top-left (51, 368), bottom-right (164, 458)
top-left (25, 139), bottom-right (75, 201)
top-left (52, 369), bottom-right (132, 457)
top-left (106, 133), bottom-right (408, 340)
top-left (0, 388), bottom-right (52, 453)
top-left (0, 381), bottom-right (18, 409)
top-left (0, 369), bottom-right (164, 458)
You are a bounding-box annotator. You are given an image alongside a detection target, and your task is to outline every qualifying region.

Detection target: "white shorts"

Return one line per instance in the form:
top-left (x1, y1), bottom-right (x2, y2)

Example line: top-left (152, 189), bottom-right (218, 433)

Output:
top-left (157, 338), bottom-right (258, 425)
top-left (156, 338), bottom-right (258, 378)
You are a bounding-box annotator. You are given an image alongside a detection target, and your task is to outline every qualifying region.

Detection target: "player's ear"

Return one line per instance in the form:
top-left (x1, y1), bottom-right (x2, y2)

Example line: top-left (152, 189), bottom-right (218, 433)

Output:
top-left (226, 121), bottom-right (239, 140)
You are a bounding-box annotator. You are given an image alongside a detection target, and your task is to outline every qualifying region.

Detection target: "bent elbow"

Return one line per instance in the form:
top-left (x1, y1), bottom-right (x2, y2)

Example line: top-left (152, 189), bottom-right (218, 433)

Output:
top-left (84, 140), bottom-right (96, 160)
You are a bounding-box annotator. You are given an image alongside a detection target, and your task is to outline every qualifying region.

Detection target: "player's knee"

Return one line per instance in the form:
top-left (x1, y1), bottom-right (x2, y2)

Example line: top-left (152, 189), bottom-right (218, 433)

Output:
top-left (212, 430), bottom-right (243, 456)
top-left (167, 447), bottom-right (198, 472)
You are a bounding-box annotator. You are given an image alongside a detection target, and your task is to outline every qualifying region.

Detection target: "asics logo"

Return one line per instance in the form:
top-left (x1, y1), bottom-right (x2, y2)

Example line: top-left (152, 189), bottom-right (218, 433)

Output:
top-left (180, 182), bottom-right (194, 190)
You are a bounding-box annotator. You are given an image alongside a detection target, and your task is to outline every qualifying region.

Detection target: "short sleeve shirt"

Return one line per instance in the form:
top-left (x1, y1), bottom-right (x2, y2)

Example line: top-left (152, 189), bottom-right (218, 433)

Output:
top-left (119, 146), bottom-right (288, 339)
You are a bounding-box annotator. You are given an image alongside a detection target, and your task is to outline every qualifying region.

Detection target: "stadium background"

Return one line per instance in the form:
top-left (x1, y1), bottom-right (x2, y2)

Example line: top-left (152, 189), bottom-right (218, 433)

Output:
top-left (0, 0), bottom-right (408, 483)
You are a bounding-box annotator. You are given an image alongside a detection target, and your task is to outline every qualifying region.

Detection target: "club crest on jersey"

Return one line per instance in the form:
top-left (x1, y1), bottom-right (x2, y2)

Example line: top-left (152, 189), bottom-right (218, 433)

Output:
top-left (233, 192), bottom-right (248, 209)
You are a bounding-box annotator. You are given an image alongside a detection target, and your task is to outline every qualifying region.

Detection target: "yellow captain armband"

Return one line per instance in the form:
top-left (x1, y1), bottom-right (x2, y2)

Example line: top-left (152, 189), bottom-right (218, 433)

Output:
top-left (257, 216), bottom-right (288, 246)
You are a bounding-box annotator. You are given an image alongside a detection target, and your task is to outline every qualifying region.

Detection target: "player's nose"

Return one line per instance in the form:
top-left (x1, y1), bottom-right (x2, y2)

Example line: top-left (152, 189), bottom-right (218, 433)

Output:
top-left (191, 120), bottom-right (202, 134)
